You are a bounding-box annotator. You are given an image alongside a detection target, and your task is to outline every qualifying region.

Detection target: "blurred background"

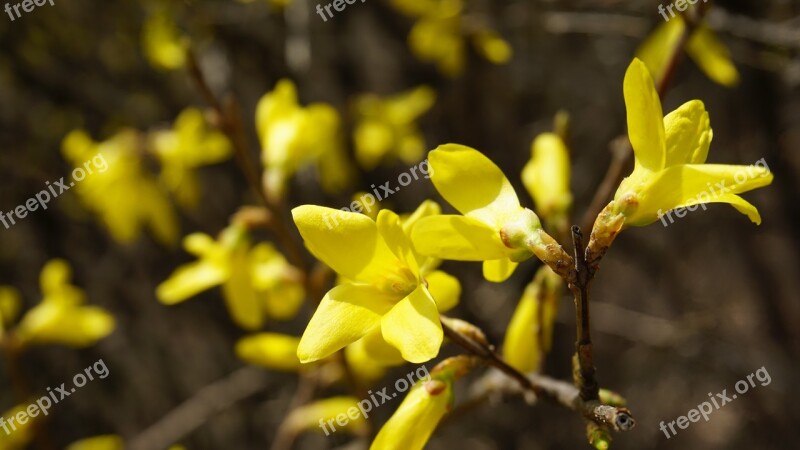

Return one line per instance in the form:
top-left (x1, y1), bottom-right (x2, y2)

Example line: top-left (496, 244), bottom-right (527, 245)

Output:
top-left (1, 0), bottom-right (799, 449)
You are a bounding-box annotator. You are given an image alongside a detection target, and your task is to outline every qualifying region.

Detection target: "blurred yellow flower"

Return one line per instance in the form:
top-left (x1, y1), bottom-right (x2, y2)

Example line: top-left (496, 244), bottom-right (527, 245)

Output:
top-left (353, 86), bottom-right (436, 170)
top-left (157, 225), bottom-right (305, 330)
top-left (637, 15), bottom-right (739, 88)
top-left (293, 206), bottom-right (452, 364)
top-left (256, 79), bottom-right (352, 200)
top-left (235, 333), bottom-right (302, 372)
top-left (149, 108), bottom-right (232, 208)
top-left (62, 129), bottom-right (179, 246)
top-left (141, 11), bottom-right (188, 71)
top-left (602, 59), bottom-right (772, 229)
top-left (0, 403), bottom-right (37, 450)
top-left (502, 266), bottom-right (562, 374)
top-left (13, 259), bottom-right (115, 348)
top-left (399, 0), bottom-right (511, 76)
top-left (370, 379), bottom-right (452, 450)
top-left (285, 396), bottom-right (368, 437)
top-left (522, 131), bottom-right (572, 222)
top-left (65, 435), bottom-right (185, 450)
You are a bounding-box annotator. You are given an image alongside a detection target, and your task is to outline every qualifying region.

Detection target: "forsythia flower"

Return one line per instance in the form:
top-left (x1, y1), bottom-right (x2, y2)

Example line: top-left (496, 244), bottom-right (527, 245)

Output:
top-left (637, 15), bottom-right (739, 88)
top-left (410, 144), bottom-right (550, 282)
top-left (156, 225), bottom-right (305, 330)
top-left (292, 206), bottom-right (458, 363)
top-left (149, 108), bottom-right (232, 208)
top-left (256, 79), bottom-right (352, 200)
top-left (62, 129), bottom-right (179, 246)
top-left (522, 130), bottom-right (572, 223)
top-left (285, 397), bottom-right (368, 437)
top-left (13, 259), bottom-right (115, 348)
top-left (502, 266), bottom-right (562, 374)
top-left (235, 333), bottom-right (302, 372)
top-left (394, 0), bottom-right (511, 76)
top-left (141, 11), bottom-right (187, 71)
top-left (599, 59), bottom-right (772, 231)
top-left (353, 85), bottom-right (436, 170)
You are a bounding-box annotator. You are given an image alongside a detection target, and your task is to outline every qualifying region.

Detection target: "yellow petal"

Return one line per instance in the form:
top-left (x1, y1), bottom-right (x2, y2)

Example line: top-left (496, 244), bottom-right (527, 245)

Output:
top-left (402, 200), bottom-right (441, 233)
top-left (0, 403), bottom-right (39, 449)
top-left (410, 215), bottom-right (508, 260)
top-left (687, 26), bottom-right (740, 87)
top-left (502, 281), bottom-right (540, 373)
top-left (377, 209), bottom-right (418, 274)
top-left (286, 397), bottom-right (368, 436)
top-left (0, 286), bottom-right (22, 329)
top-left (677, 193), bottom-right (763, 225)
top-left (235, 333), bottom-right (302, 372)
top-left (663, 100), bottom-right (712, 166)
top-left (16, 303), bottom-right (115, 348)
top-left (39, 259), bottom-right (72, 297)
top-left (472, 30), bottom-right (512, 64)
top-left (624, 59), bottom-right (666, 172)
top-left (297, 283), bottom-right (394, 363)
top-left (65, 435), bottom-right (124, 450)
top-left (482, 259), bottom-right (518, 283)
top-left (424, 270), bottom-right (460, 312)
top-left (349, 328), bottom-right (406, 367)
top-left (429, 144), bottom-right (521, 226)
top-left (370, 381), bottom-right (451, 450)
top-left (183, 233), bottom-right (217, 256)
top-left (522, 133), bottom-right (572, 218)
top-left (635, 18), bottom-right (686, 87)
top-left (381, 286), bottom-right (442, 363)
top-left (221, 248), bottom-right (264, 330)
top-left (156, 260), bottom-right (228, 305)
top-left (292, 205), bottom-right (400, 283)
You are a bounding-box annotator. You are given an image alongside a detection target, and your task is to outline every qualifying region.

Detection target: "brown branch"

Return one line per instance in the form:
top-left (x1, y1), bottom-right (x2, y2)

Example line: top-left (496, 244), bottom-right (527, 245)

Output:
top-left (569, 226), bottom-right (599, 402)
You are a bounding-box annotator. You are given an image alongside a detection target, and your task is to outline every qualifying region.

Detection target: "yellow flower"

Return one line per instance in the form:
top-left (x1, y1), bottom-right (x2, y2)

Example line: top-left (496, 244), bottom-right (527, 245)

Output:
top-left (65, 435), bottom-right (185, 450)
top-left (256, 79), bottom-right (351, 200)
top-left (141, 11), bottom-right (187, 71)
top-left (235, 333), bottom-right (302, 372)
top-left (353, 86), bottom-right (436, 170)
top-left (0, 404), bottom-right (38, 450)
top-left (370, 379), bottom-right (452, 450)
top-left (156, 225), bottom-right (305, 330)
top-left (14, 259), bottom-right (115, 348)
top-left (399, 0), bottom-right (511, 77)
top-left (285, 396), bottom-right (368, 437)
top-left (410, 144), bottom-right (549, 282)
top-left (62, 129), bottom-right (179, 246)
top-left (637, 15), bottom-right (739, 88)
top-left (522, 131), bottom-right (572, 222)
top-left (293, 206), bottom-right (451, 364)
top-left (149, 108), bottom-right (232, 208)
top-left (603, 59), bottom-right (772, 229)
top-left (502, 266), bottom-right (562, 374)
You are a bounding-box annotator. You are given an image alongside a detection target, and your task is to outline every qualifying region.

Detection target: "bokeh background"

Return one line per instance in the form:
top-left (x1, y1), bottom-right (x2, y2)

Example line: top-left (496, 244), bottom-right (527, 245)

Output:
top-left (1, 0), bottom-right (799, 449)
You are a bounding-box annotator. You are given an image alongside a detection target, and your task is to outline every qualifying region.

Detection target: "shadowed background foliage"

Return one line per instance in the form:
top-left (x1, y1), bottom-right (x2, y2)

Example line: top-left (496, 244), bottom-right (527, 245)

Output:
top-left (1, 0), bottom-right (799, 449)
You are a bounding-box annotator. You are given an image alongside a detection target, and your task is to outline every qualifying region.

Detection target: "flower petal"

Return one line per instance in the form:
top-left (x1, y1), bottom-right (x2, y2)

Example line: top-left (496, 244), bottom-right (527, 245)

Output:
top-left (410, 215), bottom-right (508, 260)
top-left (377, 209), bottom-right (418, 274)
top-left (664, 100), bottom-right (712, 166)
top-left (482, 259), bottom-right (518, 283)
top-left (624, 59), bottom-right (666, 172)
top-left (221, 250), bottom-right (264, 330)
top-left (370, 381), bottom-right (451, 450)
top-left (635, 18), bottom-right (686, 87)
top-left (235, 333), bottom-right (302, 372)
top-left (687, 26), bottom-right (740, 87)
top-left (424, 270), bottom-right (460, 312)
top-left (297, 283), bottom-right (394, 363)
top-left (381, 286), bottom-right (443, 363)
top-left (292, 205), bottom-right (400, 282)
top-left (428, 144), bottom-right (521, 226)
top-left (156, 260), bottom-right (228, 305)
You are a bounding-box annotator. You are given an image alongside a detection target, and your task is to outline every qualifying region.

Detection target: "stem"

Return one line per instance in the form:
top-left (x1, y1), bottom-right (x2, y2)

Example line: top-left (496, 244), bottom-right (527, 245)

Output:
top-left (569, 226), bottom-right (599, 402)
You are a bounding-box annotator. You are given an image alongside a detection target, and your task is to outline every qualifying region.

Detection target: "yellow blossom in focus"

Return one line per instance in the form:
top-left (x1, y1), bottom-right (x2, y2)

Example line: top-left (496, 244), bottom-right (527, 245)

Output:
top-left (149, 108), bottom-right (232, 208)
top-left (293, 206), bottom-right (458, 364)
top-left (13, 259), bottom-right (115, 348)
top-left (141, 11), bottom-right (187, 71)
top-left (61, 129), bottom-right (179, 246)
top-left (637, 15), bottom-right (739, 88)
top-left (256, 79), bottom-right (352, 200)
top-left (353, 86), bottom-right (436, 170)
top-left (235, 333), bottom-right (302, 372)
top-left (602, 59), bottom-right (772, 230)
top-left (156, 225), bottom-right (305, 330)
top-left (410, 144), bottom-right (550, 282)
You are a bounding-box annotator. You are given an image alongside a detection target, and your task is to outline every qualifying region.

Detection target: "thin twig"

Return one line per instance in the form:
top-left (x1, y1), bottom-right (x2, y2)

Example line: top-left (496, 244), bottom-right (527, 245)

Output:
top-left (569, 226), bottom-right (599, 402)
